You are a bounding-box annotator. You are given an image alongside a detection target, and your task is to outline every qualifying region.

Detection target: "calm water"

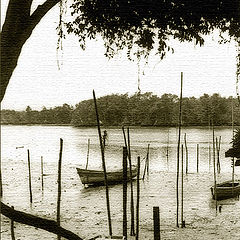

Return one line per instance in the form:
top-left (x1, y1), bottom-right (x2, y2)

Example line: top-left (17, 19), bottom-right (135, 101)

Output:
top-left (1, 125), bottom-right (240, 239)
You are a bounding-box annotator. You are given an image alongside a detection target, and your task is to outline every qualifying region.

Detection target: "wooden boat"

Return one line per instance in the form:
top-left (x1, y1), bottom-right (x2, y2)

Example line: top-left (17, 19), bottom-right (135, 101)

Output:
top-left (211, 180), bottom-right (240, 200)
top-left (76, 166), bottom-right (137, 185)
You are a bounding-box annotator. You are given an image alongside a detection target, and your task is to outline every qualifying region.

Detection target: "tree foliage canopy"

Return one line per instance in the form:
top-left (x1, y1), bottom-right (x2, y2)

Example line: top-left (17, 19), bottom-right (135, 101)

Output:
top-left (67, 0), bottom-right (240, 59)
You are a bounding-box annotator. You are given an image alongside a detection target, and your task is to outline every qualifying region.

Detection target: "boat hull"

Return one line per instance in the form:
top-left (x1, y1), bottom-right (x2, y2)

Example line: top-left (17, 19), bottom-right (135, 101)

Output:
top-left (211, 181), bottom-right (240, 200)
top-left (76, 167), bottom-right (137, 185)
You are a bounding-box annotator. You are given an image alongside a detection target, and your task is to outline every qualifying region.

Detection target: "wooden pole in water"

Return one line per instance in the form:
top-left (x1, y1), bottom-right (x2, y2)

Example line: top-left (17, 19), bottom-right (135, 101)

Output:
top-left (196, 144), bottom-right (199, 173)
top-left (123, 147), bottom-right (128, 240)
top-left (11, 206), bottom-right (16, 240)
top-left (27, 149), bottom-right (33, 204)
top-left (176, 72), bottom-right (183, 228)
top-left (212, 125), bottom-right (217, 212)
top-left (85, 139), bottom-right (90, 170)
top-left (184, 133), bottom-right (188, 174)
top-left (146, 144), bottom-right (150, 176)
top-left (153, 206), bottom-right (160, 240)
top-left (181, 144), bottom-right (184, 228)
top-left (41, 156), bottom-right (44, 192)
top-left (93, 90), bottom-right (112, 236)
top-left (208, 145), bottom-right (211, 172)
top-left (215, 137), bottom-right (221, 174)
top-left (232, 99), bottom-right (235, 195)
top-left (166, 128), bottom-right (169, 169)
top-left (57, 138), bottom-right (63, 240)
top-left (136, 156), bottom-right (140, 240)
top-left (127, 127), bottom-right (135, 236)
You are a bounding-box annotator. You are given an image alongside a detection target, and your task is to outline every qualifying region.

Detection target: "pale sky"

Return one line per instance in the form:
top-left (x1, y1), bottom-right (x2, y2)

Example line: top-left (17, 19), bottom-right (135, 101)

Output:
top-left (1, 1), bottom-right (238, 111)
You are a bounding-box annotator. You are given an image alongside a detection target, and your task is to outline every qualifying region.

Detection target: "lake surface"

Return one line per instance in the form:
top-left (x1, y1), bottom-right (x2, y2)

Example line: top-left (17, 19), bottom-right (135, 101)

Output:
top-left (1, 125), bottom-right (240, 239)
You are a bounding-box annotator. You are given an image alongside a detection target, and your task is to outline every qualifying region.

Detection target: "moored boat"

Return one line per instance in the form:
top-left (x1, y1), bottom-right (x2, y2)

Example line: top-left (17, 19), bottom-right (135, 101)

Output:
top-left (76, 166), bottom-right (137, 185)
top-left (211, 180), bottom-right (240, 200)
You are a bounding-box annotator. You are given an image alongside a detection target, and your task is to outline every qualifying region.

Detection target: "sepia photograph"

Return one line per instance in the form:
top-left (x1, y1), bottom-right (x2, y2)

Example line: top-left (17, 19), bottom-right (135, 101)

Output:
top-left (1, 1), bottom-right (240, 239)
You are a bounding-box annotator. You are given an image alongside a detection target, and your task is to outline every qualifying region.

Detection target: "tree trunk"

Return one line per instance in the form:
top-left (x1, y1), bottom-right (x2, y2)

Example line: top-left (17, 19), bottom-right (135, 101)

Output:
top-left (0, 0), bottom-right (60, 102)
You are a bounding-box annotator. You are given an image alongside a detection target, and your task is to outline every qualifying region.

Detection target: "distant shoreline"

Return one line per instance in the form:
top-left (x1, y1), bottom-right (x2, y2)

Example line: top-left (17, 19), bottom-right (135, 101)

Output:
top-left (1, 123), bottom-right (239, 128)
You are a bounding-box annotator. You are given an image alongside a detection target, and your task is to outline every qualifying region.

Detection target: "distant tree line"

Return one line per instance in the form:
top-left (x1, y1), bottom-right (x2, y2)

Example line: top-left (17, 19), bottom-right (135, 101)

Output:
top-left (1, 104), bottom-right (73, 125)
top-left (1, 93), bottom-right (240, 126)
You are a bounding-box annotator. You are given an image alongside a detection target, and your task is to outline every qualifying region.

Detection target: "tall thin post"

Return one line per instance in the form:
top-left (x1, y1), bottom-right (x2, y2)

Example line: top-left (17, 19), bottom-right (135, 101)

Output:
top-left (27, 149), bottom-right (33, 204)
top-left (11, 206), bottom-right (16, 240)
top-left (146, 144), bottom-right (150, 176)
top-left (166, 128), bottom-right (170, 169)
top-left (153, 206), bottom-right (160, 240)
top-left (181, 144), bottom-right (184, 228)
top-left (123, 147), bottom-right (128, 239)
top-left (176, 72), bottom-right (183, 227)
top-left (184, 133), bottom-right (188, 174)
top-left (232, 99), bottom-right (235, 194)
top-left (41, 156), bottom-right (44, 192)
top-left (216, 137), bottom-right (221, 174)
top-left (196, 144), bottom-right (199, 173)
top-left (57, 138), bottom-right (63, 240)
top-left (85, 139), bottom-right (90, 170)
top-left (127, 127), bottom-right (135, 236)
top-left (212, 125), bottom-right (217, 212)
top-left (136, 156), bottom-right (140, 240)
top-left (208, 145), bottom-right (211, 172)
top-left (93, 90), bottom-right (112, 236)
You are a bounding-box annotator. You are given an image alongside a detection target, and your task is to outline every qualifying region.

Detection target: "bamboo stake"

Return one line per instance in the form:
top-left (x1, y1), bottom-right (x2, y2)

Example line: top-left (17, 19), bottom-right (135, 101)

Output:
top-left (176, 72), bottom-right (183, 227)
top-left (85, 139), bottom-right (90, 170)
top-left (123, 147), bottom-right (128, 239)
top-left (11, 206), bottom-right (16, 240)
top-left (232, 99), bottom-right (235, 195)
top-left (197, 144), bottom-right (199, 173)
top-left (212, 125), bottom-right (217, 212)
top-left (57, 138), bottom-right (63, 240)
top-left (93, 90), bottom-right (112, 236)
top-left (209, 145), bottom-right (211, 172)
top-left (27, 149), bottom-right (33, 204)
top-left (41, 156), bottom-right (44, 192)
top-left (146, 144), bottom-right (150, 176)
top-left (127, 127), bottom-right (135, 236)
top-left (166, 128), bottom-right (169, 170)
top-left (153, 206), bottom-right (160, 240)
top-left (181, 144), bottom-right (184, 228)
top-left (136, 156), bottom-right (140, 240)
top-left (216, 137), bottom-right (221, 174)
top-left (184, 133), bottom-right (188, 174)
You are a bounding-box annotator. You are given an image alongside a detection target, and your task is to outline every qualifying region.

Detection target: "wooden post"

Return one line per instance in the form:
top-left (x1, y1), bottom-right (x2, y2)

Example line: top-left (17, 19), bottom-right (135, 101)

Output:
top-left (127, 127), bottom-right (135, 236)
top-left (85, 139), bottom-right (90, 170)
top-left (143, 144), bottom-right (150, 180)
top-left (123, 147), bottom-right (128, 240)
top-left (176, 72), bottom-right (183, 228)
top-left (232, 99), bottom-right (235, 196)
top-left (181, 144), bottom-right (184, 228)
top-left (41, 156), bottom-right (44, 192)
top-left (11, 206), bottom-right (16, 240)
top-left (93, 90), bottom-right (112, 236)
top-left (153, 206), bottom-right (160, 240)
top-left (212, 125), bottom-right (217, 212)
top-left (216, 137), bottom-right (221, 174)
top-left (166, 128), bottom-right (170, 167)
top-left (208, 145), bottom-right (211, 172)
top-left (27, 149), bottom-right (33, 204)
top-left (57, 138), bottom-right (63, 240)
top-left (184, 133), bottom-right (188, 174)
top-left (146, 144), bottom-right (150, 176)
top-left (196, 144), bottom-right (199, 173)
top-left (136, 156), bottom-right (140, 240)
